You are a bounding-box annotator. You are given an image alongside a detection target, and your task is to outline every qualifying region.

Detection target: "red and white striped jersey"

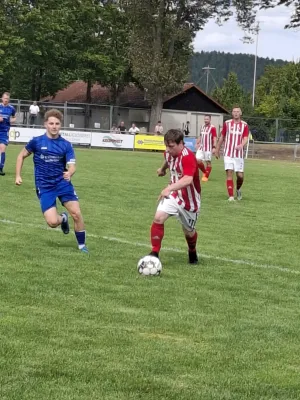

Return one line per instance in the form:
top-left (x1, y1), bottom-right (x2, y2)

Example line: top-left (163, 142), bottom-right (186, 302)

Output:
top-left (198, 124), bottom-right (217, 152)
top-left (221, 119), bottom-right (249, 158)
top-left (164, 147), bottom-right (201, 212)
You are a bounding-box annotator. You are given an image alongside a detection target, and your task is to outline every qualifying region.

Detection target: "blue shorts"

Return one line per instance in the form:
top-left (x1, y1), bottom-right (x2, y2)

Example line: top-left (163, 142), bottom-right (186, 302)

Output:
top-left (0, 134), bottom-right (9, 146)
top-left (36, 181), bottom-right (78, 213)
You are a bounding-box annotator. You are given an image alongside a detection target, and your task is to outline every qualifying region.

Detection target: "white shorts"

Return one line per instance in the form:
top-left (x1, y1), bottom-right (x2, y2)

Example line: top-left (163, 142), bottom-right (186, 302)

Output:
top-left (157, 196), bottom-right (199, 232)
top-left (196, 150), bottom-right (212, 162)
top-left (224, 156), bottom-right (244, 172)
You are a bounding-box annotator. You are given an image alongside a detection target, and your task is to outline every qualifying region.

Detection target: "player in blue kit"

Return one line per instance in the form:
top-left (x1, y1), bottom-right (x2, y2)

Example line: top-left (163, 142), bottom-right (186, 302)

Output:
top-left (0, 92), bottom-right (16, 175)
top-left (15, 109), bottom-right (88, 253)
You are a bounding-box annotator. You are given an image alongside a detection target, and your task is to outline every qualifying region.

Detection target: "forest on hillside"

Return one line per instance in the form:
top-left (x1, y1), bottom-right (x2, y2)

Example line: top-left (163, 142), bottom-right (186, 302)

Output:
top-left (189, 51), bottom-right (288, 93)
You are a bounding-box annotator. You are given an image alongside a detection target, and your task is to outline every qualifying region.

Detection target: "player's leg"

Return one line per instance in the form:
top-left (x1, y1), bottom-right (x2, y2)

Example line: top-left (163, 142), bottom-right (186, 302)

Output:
top-left (195, 150), bottom-right (206, 175)
top-left (43, 207), bottom-right (64, 228)
top-left (178, 208), bottom-right (199, 264)
top-left (150, 197), bottom-right (177, 258)
top-left (38, 190), bottom-right (62, 228)
top-left (63, 200), bottom-right (88, 253)
top-left (203, 152), bottom-right (212, 181)
top-left (235, 158), bottom-right (245, 200)
top-left (0, 142), bottom-right (8, 175)
top-left (224, 157), bottom-right (235, 201)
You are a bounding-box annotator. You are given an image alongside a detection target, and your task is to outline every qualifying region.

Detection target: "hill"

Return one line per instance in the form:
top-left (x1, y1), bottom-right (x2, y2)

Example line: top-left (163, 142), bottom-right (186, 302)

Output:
top-left (189, 51), bottom-right (289, 93)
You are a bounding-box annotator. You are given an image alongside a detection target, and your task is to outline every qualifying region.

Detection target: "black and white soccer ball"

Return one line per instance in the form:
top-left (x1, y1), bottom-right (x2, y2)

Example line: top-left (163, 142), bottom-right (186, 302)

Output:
top-left (137, 255), bottom-right (162, 276)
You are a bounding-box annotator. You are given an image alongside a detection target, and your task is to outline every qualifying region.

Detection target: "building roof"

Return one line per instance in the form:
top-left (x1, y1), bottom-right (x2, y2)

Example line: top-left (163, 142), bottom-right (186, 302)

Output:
top-left (44, 81), bottom-right (227, 113)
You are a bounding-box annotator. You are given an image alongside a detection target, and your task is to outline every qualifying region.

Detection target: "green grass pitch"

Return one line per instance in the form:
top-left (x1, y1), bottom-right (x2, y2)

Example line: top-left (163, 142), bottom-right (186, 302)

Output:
top-left (0, 145), bottom-right (300, 400)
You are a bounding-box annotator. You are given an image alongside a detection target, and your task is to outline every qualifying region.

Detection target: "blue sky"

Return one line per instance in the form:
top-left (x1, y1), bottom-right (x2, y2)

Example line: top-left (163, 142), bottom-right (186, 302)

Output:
top-left (194, 5), bottom-right (299, 61)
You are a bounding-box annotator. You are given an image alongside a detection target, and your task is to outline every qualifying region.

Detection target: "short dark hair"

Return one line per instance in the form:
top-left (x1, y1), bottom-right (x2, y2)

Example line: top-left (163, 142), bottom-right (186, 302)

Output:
top-left (204, 114), bottom-right (211, 119)
top-left (158, 120), bottom-right (161, 123)
top-left (44, 109), bottom-right (63, 122)
top-left (164, 129), bottom-right (184, 145)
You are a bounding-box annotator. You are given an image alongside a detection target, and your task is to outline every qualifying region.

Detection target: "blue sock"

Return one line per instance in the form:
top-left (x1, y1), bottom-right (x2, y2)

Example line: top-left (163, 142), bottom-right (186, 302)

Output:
top-left (75, 230), bottom-right (86, 249)
top-left (0, 152), bottom-right (5, 169)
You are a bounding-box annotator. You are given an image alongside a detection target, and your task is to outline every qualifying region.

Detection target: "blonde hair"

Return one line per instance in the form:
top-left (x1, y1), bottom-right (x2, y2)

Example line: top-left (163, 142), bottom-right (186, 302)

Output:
top-left (44, 109), bottom-right (63, 122)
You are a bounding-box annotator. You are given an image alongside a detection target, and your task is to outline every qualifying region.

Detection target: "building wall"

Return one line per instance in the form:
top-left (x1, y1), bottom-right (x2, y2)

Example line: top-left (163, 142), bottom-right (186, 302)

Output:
top-left (161, 110), bottom-right (224, 137)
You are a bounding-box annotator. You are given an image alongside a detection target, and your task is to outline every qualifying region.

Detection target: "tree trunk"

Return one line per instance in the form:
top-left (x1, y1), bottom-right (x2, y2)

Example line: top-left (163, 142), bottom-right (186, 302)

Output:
top-left (111, 84), bottom-right (121, 124)
top-left (86, 79), bottom-right (92, 103)
top-left (149, 93), bottom-right (163, 133)
top-left (31, 69), bottom-right (36, 101)
top-left (36, 68), bottom-right (43, 101)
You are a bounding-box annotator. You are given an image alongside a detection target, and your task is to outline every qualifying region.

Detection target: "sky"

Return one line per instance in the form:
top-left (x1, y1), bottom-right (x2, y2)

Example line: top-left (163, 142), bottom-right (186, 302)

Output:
top-left (193, 5), bottom-right (299, 61)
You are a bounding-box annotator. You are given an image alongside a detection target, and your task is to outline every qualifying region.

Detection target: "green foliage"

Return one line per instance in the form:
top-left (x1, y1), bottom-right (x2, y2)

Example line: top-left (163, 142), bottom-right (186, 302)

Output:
top-left (190, 51), bottom-right (288, 93)
top-left (212, 72), bottom-right (252, 114)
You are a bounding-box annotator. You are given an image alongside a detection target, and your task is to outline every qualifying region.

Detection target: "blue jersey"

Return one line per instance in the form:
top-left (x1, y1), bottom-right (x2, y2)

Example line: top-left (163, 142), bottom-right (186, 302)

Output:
top-left (25, 134), bottom-right (76, 190)
top-left (0, 103), bottom-right (16, 134)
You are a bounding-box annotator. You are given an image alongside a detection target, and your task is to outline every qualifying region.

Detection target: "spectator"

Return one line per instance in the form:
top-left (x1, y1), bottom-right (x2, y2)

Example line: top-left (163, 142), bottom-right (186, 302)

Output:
top-left (183, 121), bottom-right (190, 136)
top-left (29, 101), bottom-right (40, 127)
top-left (118, 121), bottom-right (126, 134)
top-left (110, 123), bottom-right (119, 133)
top-left (154, 120), bottom-right (164, 135)
top-left (128, 123), bottom-right (140, 135)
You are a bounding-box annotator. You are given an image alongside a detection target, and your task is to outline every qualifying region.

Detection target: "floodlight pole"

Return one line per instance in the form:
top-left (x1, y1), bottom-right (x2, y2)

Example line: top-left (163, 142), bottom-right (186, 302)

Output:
top-left (252, 22), bottom-right (260, 108)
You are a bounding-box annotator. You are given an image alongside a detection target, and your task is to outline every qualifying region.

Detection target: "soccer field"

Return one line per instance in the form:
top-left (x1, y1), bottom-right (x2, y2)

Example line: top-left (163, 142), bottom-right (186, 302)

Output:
top-left (1, 145), bottom-right (300, 400)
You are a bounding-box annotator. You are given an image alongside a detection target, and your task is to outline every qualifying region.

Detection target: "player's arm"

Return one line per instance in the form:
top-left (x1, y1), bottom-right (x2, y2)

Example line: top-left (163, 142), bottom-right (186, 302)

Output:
top-left (10, 108), bottom-right (17, 124)
top-left (158, 155), bottom-right (195, 200)
top-left (215, 124), bottom-right (226, 159)
top-left (235, 125), bottom-right (249, 151)
top-left (157, 160), bottom-right (168, 177)
top-left (15, 148), bottom-right (32, 185)
top-left (211, 127), bottom-right (217, 154)
top-left (196, 136), bottom-right (201, 149)
top-left (63, 143), bottom-right (76, 181)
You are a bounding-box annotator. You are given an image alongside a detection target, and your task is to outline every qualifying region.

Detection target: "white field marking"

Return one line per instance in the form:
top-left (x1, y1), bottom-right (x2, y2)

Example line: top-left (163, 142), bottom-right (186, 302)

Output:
top-left (0, 218), bottom-right (298, 276)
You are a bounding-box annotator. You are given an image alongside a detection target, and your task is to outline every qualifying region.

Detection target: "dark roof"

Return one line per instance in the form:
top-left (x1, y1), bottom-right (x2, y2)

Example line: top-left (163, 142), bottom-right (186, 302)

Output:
top-left (45, 81), bottom-right (227, 113)
top-left (163, 83), bottom-right (228, 114)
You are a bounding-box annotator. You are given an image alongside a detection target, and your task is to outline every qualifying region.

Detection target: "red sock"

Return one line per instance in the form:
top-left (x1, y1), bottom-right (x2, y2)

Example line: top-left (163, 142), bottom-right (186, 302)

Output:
top-left (151, 222), bottom-right (164, 253)
top-left (197, 161), bottom-right (206, 174)
top-left (237, 176), bottom-right (244, 190)
top-left (205, 165), bottom-right (212, 178)
top-left (185, 231), bottom-right (198, 252)
top-left (226, 179), bottom-right (234, 197)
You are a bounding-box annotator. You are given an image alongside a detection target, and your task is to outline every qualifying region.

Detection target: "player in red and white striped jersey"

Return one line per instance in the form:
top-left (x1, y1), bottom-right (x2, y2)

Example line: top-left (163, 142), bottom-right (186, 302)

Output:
top-left (196, 115), bottom-right (217, 182)
top-left (148, 129), bottom-right (201, 264)
top-left (215, 107), bottom-right (249, 201)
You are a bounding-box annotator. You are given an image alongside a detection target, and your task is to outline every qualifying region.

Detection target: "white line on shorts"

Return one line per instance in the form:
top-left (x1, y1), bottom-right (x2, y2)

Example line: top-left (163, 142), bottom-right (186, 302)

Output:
top-left (0, 218), bottom-right (298, 276)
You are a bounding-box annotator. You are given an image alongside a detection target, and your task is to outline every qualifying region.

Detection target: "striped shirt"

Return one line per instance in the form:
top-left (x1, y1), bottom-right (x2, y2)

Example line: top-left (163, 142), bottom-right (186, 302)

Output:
top-left (221, 119), bottom-right (249, 158)
top-left (198, 124), bottom-right (217, 152)
top-left (165, 147), bottom-right (201, 212)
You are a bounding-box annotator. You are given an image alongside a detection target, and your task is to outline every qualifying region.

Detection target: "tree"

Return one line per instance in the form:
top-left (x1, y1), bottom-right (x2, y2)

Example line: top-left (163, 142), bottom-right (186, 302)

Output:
top-left (255, 63), bottom-right (300, 119)
top-left (119, 0), bottom-right (286, 131)
top-left (211, 72), bottom-right (252, 114)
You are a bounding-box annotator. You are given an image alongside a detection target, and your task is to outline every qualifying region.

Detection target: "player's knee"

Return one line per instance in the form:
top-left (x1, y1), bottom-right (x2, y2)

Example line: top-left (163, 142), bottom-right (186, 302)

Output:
top-left (46, 218), bottom-right (59, 228)
top-left (153, 215), bottom-right (165, 225)
top-left (70, 209), bottom-right (82, 222)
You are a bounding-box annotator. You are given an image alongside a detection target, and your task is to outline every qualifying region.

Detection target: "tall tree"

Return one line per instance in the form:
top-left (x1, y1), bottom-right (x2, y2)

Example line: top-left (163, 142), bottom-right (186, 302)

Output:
top-left (212, 72), bottom-right (252, 114)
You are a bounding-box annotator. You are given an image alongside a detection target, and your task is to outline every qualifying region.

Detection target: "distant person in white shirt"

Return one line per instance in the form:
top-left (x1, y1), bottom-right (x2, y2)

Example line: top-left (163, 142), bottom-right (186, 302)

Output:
top-left (128, 123), bottom-right (140, 135)
top-left (154, 120), bottom-right (163, 135)
top-left (29, 101), bottom-right (40, 127)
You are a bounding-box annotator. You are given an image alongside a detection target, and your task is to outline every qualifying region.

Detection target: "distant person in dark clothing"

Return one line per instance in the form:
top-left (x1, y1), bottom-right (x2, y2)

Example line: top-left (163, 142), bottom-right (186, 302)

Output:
top-left (183, 121), bottom-right (190, 136)
top-left (118, 121), bottom-right (126, 134)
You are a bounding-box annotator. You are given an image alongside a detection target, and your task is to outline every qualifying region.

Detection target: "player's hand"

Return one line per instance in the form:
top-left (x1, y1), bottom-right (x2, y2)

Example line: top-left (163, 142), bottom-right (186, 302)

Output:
top-left (63, 171), bottom-right (72, 181)
top-left (212, 148), bottom-right (216, 155)
top-left (158, 187), bottom-right (171, 202)
top-left (157, 168), bottom-right (166, 177)
top-left (0, 116), bottom-right (3, 122)
top-left (15, 176), bottom-right (22, 185)
top-left (235, 144), bottom-right (243, 151)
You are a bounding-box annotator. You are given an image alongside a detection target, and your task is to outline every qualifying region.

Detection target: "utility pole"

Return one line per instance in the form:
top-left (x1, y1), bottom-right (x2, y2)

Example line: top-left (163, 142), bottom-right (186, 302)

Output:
top-left (202, 65), bottom-right (216, 94)
top-left (252, 22), bottom-right (260, 108)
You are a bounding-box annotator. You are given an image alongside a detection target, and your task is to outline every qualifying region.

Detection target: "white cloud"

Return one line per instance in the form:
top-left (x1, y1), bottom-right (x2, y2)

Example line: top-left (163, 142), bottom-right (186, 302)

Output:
top-left (193, 5), bottom-right (299, 61)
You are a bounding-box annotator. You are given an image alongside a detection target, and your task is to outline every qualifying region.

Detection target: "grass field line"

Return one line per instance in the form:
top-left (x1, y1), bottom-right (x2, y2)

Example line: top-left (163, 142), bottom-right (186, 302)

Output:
top-left (0, 218), bottom-right (298, 276)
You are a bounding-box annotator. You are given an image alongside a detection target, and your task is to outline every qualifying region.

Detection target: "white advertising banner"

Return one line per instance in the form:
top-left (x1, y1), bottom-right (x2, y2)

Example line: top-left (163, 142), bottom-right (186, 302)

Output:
top-left (8, 127), bottom-right (91, 145)
top-left (91, 132), bottom-right (134, 149)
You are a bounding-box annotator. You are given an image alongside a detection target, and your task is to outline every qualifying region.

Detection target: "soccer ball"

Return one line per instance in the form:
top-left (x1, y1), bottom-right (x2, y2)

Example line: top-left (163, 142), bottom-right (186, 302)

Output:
top-left (137, 255), bottom-right (162, 276)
